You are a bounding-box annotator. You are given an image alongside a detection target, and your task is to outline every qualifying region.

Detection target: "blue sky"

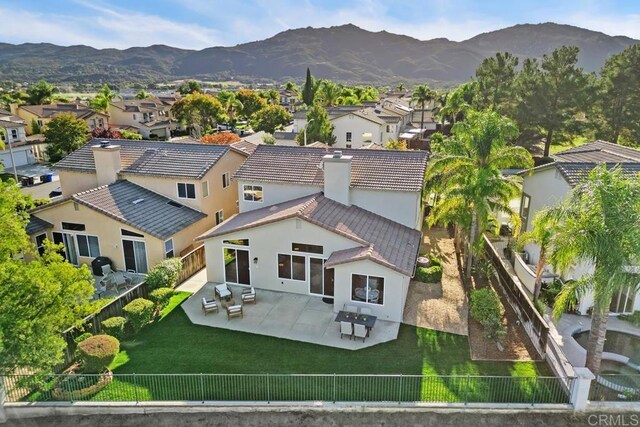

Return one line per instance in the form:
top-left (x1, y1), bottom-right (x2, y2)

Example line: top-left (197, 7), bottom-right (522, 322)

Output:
top-left (2, 0), bottom-right (639, 49)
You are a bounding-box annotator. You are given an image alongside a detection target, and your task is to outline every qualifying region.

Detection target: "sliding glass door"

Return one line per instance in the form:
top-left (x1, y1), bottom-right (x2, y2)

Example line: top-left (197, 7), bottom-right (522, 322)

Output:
top-left (122, 239), bottom-right (148, 273)
top-left (224, 248), bottom-right (250, 285)
top-left (52, 232), bottom-right (78, 265)
top-left (309, 257), bottom-right (334, 297)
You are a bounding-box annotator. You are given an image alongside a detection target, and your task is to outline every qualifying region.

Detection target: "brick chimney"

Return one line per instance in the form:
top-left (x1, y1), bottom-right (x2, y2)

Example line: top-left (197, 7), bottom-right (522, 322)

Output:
top-left (92, 140), bottom-right (121, 186)
top-left (322, 151), bottom-right (352, 206)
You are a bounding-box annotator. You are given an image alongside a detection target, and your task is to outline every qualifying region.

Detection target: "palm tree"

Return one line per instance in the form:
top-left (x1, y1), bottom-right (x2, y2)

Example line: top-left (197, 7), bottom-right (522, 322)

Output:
top-left (431, 91), bottom-right (449, 128)
top-left (218, 92), bottom-right (244, 126)
top-left (518, 207), bottom-right (561, 302)
top-left (318, 81), bottom-right (341, 107)
top-left (411, 84), bottom-right (435, 131)
top-left (90, 84), bottom-right (121, 112)
top-left (550, 165), bottom-right (640, 374)
top-left (135, 89), bottom-right (153, 100)
top-left (426, 110), bottom-right (533, 277)
top-left (438, 87), bottom-right (469, 125)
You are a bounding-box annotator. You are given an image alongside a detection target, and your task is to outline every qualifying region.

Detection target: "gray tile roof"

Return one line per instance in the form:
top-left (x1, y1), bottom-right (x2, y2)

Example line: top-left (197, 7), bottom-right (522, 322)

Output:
top-left (198, 193), bottom-right (421, 276)
top-left (230, 139), bottom-right (258, 156)
top-left (26, 215), bottom-right (52, 235)
top-left (54, 139), bottom-right (230, 179)
top-left (234, 145), bottom-right (428, 192)
top-left (71, 180), bottom-right (206, 240)
top-left (552, 140), bottom-right (640, 186)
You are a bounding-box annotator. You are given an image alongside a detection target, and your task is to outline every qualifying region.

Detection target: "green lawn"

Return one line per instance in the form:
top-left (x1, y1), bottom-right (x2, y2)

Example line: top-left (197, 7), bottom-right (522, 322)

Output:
top-left (549, 135), bottom-right (590, 154)
top-left (24, 292), bottom-right (567, 403)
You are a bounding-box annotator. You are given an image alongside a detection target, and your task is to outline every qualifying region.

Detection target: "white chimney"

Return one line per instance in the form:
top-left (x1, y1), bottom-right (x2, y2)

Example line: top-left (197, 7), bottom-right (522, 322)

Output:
top-left (322, 151), bottom-right (352, 206)
top-left (91, 141), bottom-right (121, 186)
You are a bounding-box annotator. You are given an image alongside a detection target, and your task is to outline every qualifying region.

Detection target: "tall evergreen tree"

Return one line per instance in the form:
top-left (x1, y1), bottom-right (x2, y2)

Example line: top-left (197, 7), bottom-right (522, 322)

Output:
top-left (475, 52), bottom-right (519, 114)
top-left (301, 68), bottom-right (316, 106)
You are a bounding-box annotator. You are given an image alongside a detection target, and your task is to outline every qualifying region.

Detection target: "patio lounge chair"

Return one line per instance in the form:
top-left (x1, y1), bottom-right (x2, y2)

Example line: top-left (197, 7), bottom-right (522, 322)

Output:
top-left (215, 284), bottom-right (232, 300)
top-left (241, 287), bottom-right (256, 304)
top-left (202, 297), bottom-right (219, 315)
top-left (353, 324), bottom-right (367, 342)
top-left (226, 304), bottom-right (243, 320)
top-left (340, 321), bottom-right (353, 339)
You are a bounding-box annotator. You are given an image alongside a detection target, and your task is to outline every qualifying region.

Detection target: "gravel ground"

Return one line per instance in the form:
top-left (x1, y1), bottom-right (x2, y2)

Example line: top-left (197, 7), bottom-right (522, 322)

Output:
top-left (403, 227), bottom-right (468, 336)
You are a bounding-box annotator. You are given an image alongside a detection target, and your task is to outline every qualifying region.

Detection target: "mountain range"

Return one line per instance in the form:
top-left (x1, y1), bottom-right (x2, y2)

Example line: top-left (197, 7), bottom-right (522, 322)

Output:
top-left (0, 23), bottom-right (637, 86)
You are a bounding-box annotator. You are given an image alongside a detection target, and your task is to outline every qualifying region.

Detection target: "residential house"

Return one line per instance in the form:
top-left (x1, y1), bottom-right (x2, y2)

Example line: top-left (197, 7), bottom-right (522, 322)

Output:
top-left (517, 140), bottom-right (640, 315)
top-left (26, 138), bottom-right (247, 273)
top-left (196, 146), bottom-right (428, 322)
top-left (108, 96), bottom-right (179, 139)
top-left (0, 109), bottom-right (44, 169)
top-left (10, 102), bottom-right (109, 134)
top-left (278, 90), bottom-right (300, 112)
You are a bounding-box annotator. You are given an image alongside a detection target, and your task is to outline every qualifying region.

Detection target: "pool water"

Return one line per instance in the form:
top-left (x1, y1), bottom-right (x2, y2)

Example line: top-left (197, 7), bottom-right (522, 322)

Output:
top-left (573, 330), bottom-right (640, 364)
top-left (599, 360), bottom-right (640, 389)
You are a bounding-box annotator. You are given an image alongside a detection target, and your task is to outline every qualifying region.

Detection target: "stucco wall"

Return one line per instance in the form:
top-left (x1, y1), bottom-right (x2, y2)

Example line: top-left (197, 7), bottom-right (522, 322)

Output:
top-left (58, 170), bottom-right (99, 196)
top-left (237, 180), bottom-right (318, 213)
top-left (331, 114), bottom-right (383, 148)
top-left (521, 166), bottom-right (571, 232)
top-left (203, 216), bottom-right (409, 322)
top-left (350, 189), bottom-right (421, 229)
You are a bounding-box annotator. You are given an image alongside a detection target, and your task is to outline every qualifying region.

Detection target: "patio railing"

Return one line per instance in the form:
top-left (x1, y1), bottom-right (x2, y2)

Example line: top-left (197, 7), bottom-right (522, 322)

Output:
top-left (3, 373), bottom-right (573, 405)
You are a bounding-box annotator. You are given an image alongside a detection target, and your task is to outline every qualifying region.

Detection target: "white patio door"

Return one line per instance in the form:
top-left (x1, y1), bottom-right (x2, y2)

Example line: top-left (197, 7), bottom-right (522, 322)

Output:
top-left (224, 248), bottom-right (251, 285)
top-left (309, 257), bottom-right (334, 297)
top-left (610, 286), bottom-right (636, 314)
top-left (122, 239), bottom-right (148, 273)
top-left (53, 232), bottom-right (78, 265)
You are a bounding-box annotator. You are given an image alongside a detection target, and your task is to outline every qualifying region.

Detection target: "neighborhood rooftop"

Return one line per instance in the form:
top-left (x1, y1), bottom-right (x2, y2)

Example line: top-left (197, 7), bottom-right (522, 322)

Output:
top-left (34, 180), bottom-right (207, 240)
top-left (54, 138), bottom-right (231, 179)
top-left (534, 140), bottom-right (640, 186)
top-left (234, 145), bottom-right (429, 192)
top-left (198, 193), bottom-right (421, 276)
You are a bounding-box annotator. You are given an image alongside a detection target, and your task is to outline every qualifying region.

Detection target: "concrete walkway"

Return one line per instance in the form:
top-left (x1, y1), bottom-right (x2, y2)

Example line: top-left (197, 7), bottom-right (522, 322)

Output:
top-left (548, 312), bottom-right (640, 367)
top-left (403, 227), bottom-right (468, 335)
top-left (180, 280), bottom-right (400, 350)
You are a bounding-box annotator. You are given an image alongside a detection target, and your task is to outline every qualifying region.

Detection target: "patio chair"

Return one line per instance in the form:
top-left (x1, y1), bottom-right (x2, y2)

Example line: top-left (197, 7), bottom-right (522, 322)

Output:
top-left (344, 304), bottom-right (358, 313)
top-left (353, 323), bottom-right (367, 342)
top-left (201, 297), bottom-right (219, 315)
top-left (359, 307), bottom-right (372, 315)
top-left (101, 264), bottom-right (113, 277)
top-left (241, 287), bottom-right (256, 304)
top-left (215, 284), bottom-right (232, 300)
top-left (226, 304), bottom-right (243, 320)
top-left (340, 321), bottom-right (353, 339)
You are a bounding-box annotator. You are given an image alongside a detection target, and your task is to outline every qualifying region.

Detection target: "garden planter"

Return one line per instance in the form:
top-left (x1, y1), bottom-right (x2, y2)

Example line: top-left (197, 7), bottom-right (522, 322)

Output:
top-left (52, 369), bottom-right (113, 401)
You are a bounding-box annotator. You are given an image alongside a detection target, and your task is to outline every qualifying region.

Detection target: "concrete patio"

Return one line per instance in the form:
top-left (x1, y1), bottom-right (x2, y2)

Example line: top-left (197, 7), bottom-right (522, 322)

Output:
top-left (181, 281), bottom-right (400, 350)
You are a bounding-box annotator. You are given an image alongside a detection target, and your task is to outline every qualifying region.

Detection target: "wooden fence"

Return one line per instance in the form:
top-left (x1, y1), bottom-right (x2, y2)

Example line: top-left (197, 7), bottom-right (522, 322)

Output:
top-left (482, 234), bottom-right (550, 357)
top-left (55, 245), bottom-right (206, 371)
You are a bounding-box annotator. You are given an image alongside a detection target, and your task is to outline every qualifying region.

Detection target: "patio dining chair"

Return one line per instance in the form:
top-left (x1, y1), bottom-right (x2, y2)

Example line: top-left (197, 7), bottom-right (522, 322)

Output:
top-left (353, 323), bottom-right (367, 342)
top-left (340, 321), bottom-right (353, 339)
top-left (344, 304), bottom-right (358, 313)
top-left (359, 307), bottom-right (372, 315)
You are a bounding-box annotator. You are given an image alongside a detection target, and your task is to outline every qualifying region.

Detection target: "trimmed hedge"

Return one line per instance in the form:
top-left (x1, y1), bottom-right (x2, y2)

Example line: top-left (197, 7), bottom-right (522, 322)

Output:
top-left (74, 332), bottom-right (93, 344)
top-left (416, 265), bottom-right (443, 283)
top-left (123, 298), bottom-right (155, 333)
top-left (101, 316), bottom-right (127, 340)
top-left (145, 258), bottom-right (183, 289)
top-left (470, 288), bottom-right (506, 341)
top-left (149, 287), bottom-right (174, 312)
top-left (77, 335), bottom-right (120, 373)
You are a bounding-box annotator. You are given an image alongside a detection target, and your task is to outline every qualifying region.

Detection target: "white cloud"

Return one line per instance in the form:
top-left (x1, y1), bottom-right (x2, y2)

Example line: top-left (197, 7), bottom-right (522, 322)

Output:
top-left (560, 11), bottom-right (640, 39)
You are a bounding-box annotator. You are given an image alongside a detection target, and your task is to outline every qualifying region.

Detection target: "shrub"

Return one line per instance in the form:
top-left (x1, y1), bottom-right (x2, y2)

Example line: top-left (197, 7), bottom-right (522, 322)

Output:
top-left (74, 332), bottom-right (93, 344)
top-left (416, 265), bottom-right (443, 283)
top-left (474, 257), bottom-right (495, 281)
top-left (470, 288), bottom-right (506, 341)
top-left (77, 335), bottom-right (119, 373)
top-left (101, 316), bottom-right (127, 340)
top-left (149, 288), bottom-right (174, 312)
top-left (123, 298), bottom-right (155, 333)
top-left (539, 278), bottom-right (563, 306)
top-left (145, 258), bottom-right (183, 289)
top-left (620, 311), bottom-right (640, 327)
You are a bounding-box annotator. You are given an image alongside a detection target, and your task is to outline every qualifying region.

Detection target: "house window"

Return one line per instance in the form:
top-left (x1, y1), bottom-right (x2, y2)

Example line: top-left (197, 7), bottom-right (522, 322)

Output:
top-left (223, 239), bottom-right (249, 246)
top-left (243, 185), bottom-right (263, 202)
top-left (76, 235), bottom-right (100, 258)
top-left (351, 274), bottom-right (384, 305)
top-left (121, 229), bottom-right (145, 238)
top-left (164, 239), bottom-right (174, 258)
top-left (346, 144), bottom-right (352, 148)
top-left (202, 181), bottom-right (209, 198)
top-left (386, 125), bottom-right (390, 132)
top-left (222, 172), bottom-right (230, 189)
top-left (292, 243), bottom-right (323, 254)
top-left (346, 132), bottom-right (352, 142)
top-left (61, 222), bottom-right (86, 231)
top-left (215, 209), bottom-right (224, 225)
top-left (133, 114), bottom-right (137, 120)
top-left (177, 182), bottom-right (196, 199)
top-left (277, 254), bottom-right (305, 281)
top-left (37, 120), bottom-right (43, 127)
top-left (520, 193), bottom-right (531, 231)
top-left (35, 233), bottom-right (47, 256)
top-left (11, 129), bottom-right (18, 139)
top-left (98, 118), bottom-right (104, 127)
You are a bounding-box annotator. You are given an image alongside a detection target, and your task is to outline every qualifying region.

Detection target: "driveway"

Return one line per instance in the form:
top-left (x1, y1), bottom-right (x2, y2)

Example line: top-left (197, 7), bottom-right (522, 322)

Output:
top-left (402, 227), bottom-right (468, 335)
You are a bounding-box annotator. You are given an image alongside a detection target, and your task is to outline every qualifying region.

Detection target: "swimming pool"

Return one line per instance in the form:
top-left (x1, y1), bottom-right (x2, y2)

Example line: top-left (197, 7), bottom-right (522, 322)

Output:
top-left (573, 330), bottom-right (640, 365)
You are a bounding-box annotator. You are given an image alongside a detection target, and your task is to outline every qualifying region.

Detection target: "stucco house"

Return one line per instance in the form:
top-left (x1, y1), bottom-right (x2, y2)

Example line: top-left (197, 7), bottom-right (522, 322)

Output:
top-left (0, 109), bottom-right (42, 169)
top-left (197, 145), bottom-right (428, 322)
top-left (517, 140), bottom-right (640, 315)
top-left (108, 96), bottom-right (179, 139)
top-left (26, 138), bottom-right (247, 273)
top-left (10, 102), bottom-right (109, 134)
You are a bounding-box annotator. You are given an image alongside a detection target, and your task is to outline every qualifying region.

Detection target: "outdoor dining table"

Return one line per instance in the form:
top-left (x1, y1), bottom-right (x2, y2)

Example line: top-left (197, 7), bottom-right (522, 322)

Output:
top-left (334, 310), bottom-right (377, 336)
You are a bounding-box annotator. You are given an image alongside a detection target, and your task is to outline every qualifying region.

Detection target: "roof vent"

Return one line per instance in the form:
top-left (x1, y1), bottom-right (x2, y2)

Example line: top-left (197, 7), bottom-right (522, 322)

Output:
top-left (333, 151), bottom-right (343, 158)
top-left (100, 140), bottom-right (110, 148)
top-left (131, 198), bottom-right (145, 205)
